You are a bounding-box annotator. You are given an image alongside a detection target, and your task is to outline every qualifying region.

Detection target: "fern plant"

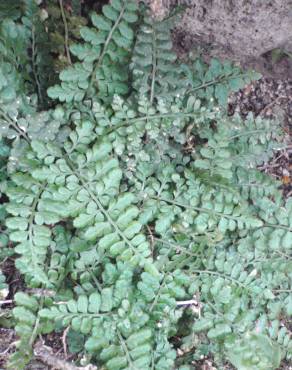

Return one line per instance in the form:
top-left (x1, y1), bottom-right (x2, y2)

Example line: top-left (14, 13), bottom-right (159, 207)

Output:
top-left (48, 0), bottom-right (138, 102)
top-left (0, 1), bottom-right (291, 369)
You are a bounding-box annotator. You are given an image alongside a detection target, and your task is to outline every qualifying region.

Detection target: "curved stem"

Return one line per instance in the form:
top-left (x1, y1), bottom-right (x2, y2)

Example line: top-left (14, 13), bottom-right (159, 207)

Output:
top-left (190, 269), bottom-right (250, 290)
top-left (117, 330), bottom-right (134, 368)
top-left (29, 296), bottom-right (44, 347)
top-left (59, 0), bottom-right (72, 65)
top-left (31, 25), bottom-right (43, 104)
top-left (150, 27), bottom-right (157, 103)
top-left (105, 111), bottom-right (207, 135)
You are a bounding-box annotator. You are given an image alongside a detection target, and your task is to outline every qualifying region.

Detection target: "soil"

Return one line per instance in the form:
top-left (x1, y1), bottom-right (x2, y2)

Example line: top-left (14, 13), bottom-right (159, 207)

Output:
top-left (0, 328), bottom-right (15, 367)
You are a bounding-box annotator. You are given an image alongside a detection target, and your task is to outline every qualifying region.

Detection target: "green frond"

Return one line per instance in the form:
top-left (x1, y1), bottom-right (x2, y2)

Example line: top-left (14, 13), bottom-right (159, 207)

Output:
top-left (5, 172), bottom-right (65, 286)
top-left (131, 12), bottom-right (183, 102)
top-left (192, 112), bottom-right (283, 178)
top-left (8, 292), bottom-right (53, 370)
top-left (234, 167), bottom-right (281, 201)
top-left (39, 264), bottom-right (155, 370)
top-left (183, 58), bottom-right (261, 106)
top-left (29, 138), bottom-right (153, 270)
top-left (48, 0), bottom-right (138, 103)
top-left (226, 333), bottom-right (281, 370)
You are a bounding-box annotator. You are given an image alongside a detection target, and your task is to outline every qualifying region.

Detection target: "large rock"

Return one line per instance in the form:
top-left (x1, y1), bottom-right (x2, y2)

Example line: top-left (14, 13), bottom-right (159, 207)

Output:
top-left (147, 0), bottom-right (292, 77)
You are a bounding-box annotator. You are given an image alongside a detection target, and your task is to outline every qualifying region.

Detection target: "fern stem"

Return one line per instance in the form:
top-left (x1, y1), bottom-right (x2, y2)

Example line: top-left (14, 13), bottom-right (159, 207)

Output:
top-left (150, 28), bottom-right (157, 103)
top-left (105, 111), bottom-right (205, 134)
top-left (130, 111), bottom-right (203, 123)
top-left (186, 71), bottom-right (252, 95)
top-left (53, 310), bottom-right (109, 318)
top-left (150, 195), bottom-right (254, 223)
top-left (117, 330), bottom-right (134, 368)
top-left (28, 183), bottom-right (47, 273)
top-left (190, 270), bottom-right (250, 290)
top-left (29, 296), bottom-right (44, 347)
top-left (31, 25), bottom-right (43, 105)
top-left (205, 299), bottom-right (225, 318)
top-left (228, 129), bottom-right (276, 141)
top-left (153, 237), bottom-right (201, 258)
top-left (264, 223), bottom-right (292, 232)
top-left (0, 110), bottom-right (30, 143)
top-left (59, 0), bottom-right (72, 65)
top-left (149, 277), bottom-right (167, 313)
top-left (89, 270), bottom-right (102, 292)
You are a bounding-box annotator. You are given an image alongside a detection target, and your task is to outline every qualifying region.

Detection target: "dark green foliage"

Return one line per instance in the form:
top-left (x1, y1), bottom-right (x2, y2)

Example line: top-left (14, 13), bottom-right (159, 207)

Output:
top-left (22, 0), bottom-right (52, 104)
top-left (131, 12), bottom-right (183, 102)
top-left (48, 0), bottom-right (138, 102)
top-left (0, 1), bottom-right (22, 20)
top-left (42, 1), bottom-right (87, 74)
top-left (0, 1), bottom-right (291, 369)
top-left (182, 58), bottom-right (261, 106)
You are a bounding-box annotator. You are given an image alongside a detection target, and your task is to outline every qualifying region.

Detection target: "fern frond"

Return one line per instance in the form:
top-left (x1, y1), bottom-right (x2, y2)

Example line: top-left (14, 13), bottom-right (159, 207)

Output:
top-left (6, 169), bottom-right (67, 286)
top-left (235, 167), bottom-right (281, 201)
top-left (192, 112), bottom-right (283, 179)
top-left (131, 12), bottom-right (182, 102)
top-left (40, 263), bottom-right (154, 370)
top-left (22, 0), bottom-right (53, 105)
top-left (48, 0), bottom-right (138, 103)
top-left (8, 292), bottom-right (52, 370)
top-left (183, 58), bottom-right (261, 106)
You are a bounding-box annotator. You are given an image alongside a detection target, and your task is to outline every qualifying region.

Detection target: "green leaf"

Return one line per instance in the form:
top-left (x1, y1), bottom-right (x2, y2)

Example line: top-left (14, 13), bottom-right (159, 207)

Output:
top-left (118, 21), bottom-right (134, 40)
top-left (100, 287), bottom-right (113, 312)
top-left (193, 319), bottom-right (214, 333)
top-left (103, 5), bottom-right (119, 21)
top-left (91, 14), bottom-right (112, 31)
top-left (127, 329), bottom-right (152, 350)
top-left (207, 324), bottom-right (232, 339)
top-left (67, 330), bottom-right (85, 354)
top-left (77, 295), bottom-right (88, 313)
top-left (13, 307), bottom-right (36, 325)
top-left (227, 333), bottom-right (281, 370)
top-left (88, 292), bottom-right (101, 313)
top-left (14, 293), bottom-right (38, 311)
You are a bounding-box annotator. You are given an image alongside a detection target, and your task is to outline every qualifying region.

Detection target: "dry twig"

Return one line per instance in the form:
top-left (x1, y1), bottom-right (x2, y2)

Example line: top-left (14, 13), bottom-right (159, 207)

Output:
top-left (62, 326), bottom-right (70, 359)
top-left (34, 340), bottom-right (97, 370)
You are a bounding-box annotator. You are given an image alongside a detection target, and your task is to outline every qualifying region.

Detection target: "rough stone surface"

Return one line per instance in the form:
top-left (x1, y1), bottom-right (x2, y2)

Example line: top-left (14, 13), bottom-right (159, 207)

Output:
top-left (178, 0), bottom-right (292, 57)
top-left (147, 0), bottom-right (292, 78)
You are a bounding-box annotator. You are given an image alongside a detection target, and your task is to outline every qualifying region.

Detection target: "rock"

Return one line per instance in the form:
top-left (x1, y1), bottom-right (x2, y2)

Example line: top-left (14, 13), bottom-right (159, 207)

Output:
top-left (145, 0), bottom-right (292, 78)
